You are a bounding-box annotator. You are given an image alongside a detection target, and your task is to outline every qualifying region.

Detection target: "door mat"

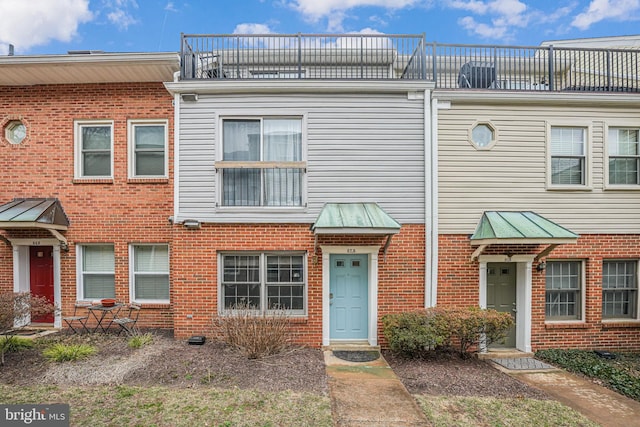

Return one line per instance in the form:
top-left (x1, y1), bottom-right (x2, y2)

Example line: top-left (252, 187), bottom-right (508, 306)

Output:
top-left (491, 357), bottom-right (555, 370)
top-left (332, 350), bottom-right (380, 363)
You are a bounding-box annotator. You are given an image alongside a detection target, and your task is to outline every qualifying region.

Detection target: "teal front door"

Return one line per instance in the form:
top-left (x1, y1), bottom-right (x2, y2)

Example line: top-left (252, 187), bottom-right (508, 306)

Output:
top-left (330, 254), bottom-right (368, 340)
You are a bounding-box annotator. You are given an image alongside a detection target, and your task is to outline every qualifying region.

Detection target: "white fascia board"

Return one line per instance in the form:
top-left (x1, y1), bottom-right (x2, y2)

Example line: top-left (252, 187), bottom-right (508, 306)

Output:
top-left (433, 90), bottom-right (640, 107)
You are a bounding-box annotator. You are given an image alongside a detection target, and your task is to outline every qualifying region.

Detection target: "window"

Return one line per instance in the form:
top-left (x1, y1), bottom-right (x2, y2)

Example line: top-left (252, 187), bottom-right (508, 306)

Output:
top-left (5, 120), bottom-right (26, 144)
top-left (78, 245), bottom-right (115, 300)
top-left (550, 127), bottom-right (586, 186)
top-left (129, 120), bottom-right (168, 178)
top-left (469, 122), bottom-right (496, 150)
top-left (75, 121), bottom-right (113, 178)
top-left (131, 245), bottom-right (170, 303)
top-left (219, 118), bottom-right (304, 207)
top-left (603, 260), bottom-right (638, 319)
top-left (545, 261), bottom-right (582, 321)
top-left (221, 253), bottom-right (305, 314)
top-left (608, 128), bottom-right (640, 185)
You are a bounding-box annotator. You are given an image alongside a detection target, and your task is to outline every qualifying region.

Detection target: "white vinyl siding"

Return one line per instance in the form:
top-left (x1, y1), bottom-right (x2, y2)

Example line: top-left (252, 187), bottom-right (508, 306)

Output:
top-left (177, 92), bottom-right (425, 223)
top-left (602, 260), bottom-right (638, 320)
top-left (128, 120), bottom-right (168, 178)
top-left (437, 102), bottom-right (640, 234)
top-left (130, 244), bottom-right (170, 303)
top-left (77, 245), bottom-right (115, 300)
top-left (75, 121), bottom-right (113, 179)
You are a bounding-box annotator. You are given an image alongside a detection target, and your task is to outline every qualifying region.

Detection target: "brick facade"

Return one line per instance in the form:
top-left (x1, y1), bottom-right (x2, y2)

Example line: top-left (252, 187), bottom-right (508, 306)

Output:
top-left (171, 223), bottom-right (425, 346)
top-left (439, 234), bottom-right (640, 351)
top-left (0, 83), bottom-right (174, 330)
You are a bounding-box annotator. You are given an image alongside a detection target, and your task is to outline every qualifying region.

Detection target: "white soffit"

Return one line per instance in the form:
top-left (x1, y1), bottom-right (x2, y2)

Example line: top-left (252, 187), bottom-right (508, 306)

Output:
top-left (0, 52), bottom-right (180, 85)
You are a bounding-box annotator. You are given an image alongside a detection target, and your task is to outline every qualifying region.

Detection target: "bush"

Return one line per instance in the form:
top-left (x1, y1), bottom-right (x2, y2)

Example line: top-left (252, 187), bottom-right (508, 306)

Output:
top-left (0, 292), bottom-right (57, 365)
top-left (382, 306), bottom-right (514, 357)
top-left (536, 349), bottom-right (640, 401)
top-left (0, 336), bottom-right (33, 354)
top-left (216, 303), bottom-right (290, 359)
top-left (381, 310), bottom-right (449, 357)
top-left (43, 343), bottom-right (97, 362)
top-left (128, 333), bottom-right (154, 349)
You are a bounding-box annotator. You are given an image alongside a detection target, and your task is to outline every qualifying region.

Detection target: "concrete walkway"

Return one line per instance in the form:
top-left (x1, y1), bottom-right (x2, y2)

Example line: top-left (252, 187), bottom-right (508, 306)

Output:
top-left (491, 359), bottom-right (640, 427)
top-left (324, 351), bottom-right (429, 426)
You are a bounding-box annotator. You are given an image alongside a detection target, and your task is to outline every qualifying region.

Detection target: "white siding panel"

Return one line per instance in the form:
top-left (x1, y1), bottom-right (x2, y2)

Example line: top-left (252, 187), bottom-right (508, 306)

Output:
top-left (178, 93), bottom-right (426, 224)
top-left (438, 103), bottom-right (640, 235)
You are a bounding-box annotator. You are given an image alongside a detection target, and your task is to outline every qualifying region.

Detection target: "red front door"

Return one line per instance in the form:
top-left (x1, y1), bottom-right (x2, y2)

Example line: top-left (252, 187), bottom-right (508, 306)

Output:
top-left (30, 246), bottom-right (54, 323)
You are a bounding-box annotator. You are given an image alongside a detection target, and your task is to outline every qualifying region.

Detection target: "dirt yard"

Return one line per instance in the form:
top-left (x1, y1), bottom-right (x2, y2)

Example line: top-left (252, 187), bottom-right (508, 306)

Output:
top-left (0, 332), bottom-right (550, 402)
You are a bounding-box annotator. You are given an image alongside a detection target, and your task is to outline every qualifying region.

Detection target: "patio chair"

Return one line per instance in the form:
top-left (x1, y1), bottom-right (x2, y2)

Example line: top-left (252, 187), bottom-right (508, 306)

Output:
top-left (113, 303), bottom-right (141, 335)
top-left (62, 302), bottom-right (92, 334)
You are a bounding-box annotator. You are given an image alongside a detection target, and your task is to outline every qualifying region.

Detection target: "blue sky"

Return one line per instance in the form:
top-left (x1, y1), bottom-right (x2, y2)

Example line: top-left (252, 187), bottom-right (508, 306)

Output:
top-left (0, 0), bottom-right (638, 55)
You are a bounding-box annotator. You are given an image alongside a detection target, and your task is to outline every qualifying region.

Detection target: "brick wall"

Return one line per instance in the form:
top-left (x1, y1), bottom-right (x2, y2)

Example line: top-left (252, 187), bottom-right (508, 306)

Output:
top-left (438, 234), bottom-right (640, 351)
top-left (0, 83), bottom-right (174, 330)
top-left (171, 223), bottom-right (425, 346)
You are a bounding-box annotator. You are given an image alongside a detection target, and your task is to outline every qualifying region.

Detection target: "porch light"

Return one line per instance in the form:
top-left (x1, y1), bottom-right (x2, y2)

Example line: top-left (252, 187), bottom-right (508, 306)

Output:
top-left (183, 219), bottom-right (201, 230)
top-left (536, 261), bottom-right (546, 272)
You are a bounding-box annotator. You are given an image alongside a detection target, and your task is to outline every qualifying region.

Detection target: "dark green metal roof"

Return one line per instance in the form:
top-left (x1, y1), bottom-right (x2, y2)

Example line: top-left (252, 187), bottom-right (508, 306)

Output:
top-left (0, 198), bottom-right (69, 229)
top-left (470, 211), bottom-right (578, 242)
top-left (312, 203), bottom-right (401, 234)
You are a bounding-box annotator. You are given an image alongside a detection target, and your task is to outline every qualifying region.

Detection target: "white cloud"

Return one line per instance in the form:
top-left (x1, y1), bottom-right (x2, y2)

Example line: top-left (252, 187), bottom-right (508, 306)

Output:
top-left (458, 16), bottom-right (507, 39)
top-left (105, 0), bottom-right (139, 30)
top-left (571, 0), bottom-right (640, 30)
top-left (448, 0), bottom-right (529, 41)
top-left (164, 2), bottom-right (178, 12)
top-left (288, 0), bottom-right (420, 31)
top-left (0, 0), bottom-right (92, 53)
top-left (233, 23), bottom-right (274, 34)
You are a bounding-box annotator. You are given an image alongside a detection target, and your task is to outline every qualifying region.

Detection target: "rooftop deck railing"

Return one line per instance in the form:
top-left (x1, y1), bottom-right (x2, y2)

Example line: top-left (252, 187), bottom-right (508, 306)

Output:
top-left (180, 34), bottom-right (640, 92)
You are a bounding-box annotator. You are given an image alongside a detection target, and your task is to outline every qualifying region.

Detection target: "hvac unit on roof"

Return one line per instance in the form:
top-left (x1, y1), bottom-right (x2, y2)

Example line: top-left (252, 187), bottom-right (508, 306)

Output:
top-left (458, 61), bottom-right (496, 88)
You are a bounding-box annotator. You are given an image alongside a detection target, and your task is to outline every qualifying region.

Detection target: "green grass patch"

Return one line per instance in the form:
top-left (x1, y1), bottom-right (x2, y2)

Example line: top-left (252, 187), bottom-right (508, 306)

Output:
top-left (128, 333), bottom-right (154, 349)
top-left (415, 395), bottom-right (599, 427)
top-left (0, 384), bottom-right (332, 427)
top-left (42, 343), bottom-right (97, 362)
top-left (536, 349), bottom-right (640, 401)
top-left (0, 336), bottom-right (34, 353)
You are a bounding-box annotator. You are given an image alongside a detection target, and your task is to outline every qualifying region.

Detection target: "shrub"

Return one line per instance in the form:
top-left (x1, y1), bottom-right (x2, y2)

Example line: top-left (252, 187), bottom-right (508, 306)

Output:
top-left (0, 292), bottom-right (57, 365)
top-left (216, 303), bottom-right (290, 359)
top-left (43, 343), bottom-right (97, 362)
top-left (381, 310), bottom-right (449, 357)
top-left (128, 333), bottom-right (154, 349)
top-left (536, 349), bottom-right (640, 401)
top-left (383, 306), bottom-right (514, 358)
top-left (0, 336), bottom-right (33, 354)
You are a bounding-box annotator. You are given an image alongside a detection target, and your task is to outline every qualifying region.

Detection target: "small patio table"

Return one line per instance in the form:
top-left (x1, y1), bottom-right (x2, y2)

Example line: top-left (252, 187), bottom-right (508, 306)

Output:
top-left (87, 303), bottom-right (123, 333)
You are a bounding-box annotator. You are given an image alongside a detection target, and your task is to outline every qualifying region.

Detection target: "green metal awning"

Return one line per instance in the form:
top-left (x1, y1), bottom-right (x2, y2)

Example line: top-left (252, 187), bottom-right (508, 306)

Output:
top-left (312, 202), bottom-right (401, 235)
top-left (470, 211), bottom-right (579, 261)
top-left (0, 198), bottom-right (70, 244)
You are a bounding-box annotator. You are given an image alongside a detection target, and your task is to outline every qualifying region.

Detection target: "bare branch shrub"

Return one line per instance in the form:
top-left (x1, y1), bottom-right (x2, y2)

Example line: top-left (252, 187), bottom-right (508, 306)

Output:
top-left (216, 302), bottom-right (291, 359)
top-left (0, 291), bottom-right (57, 365)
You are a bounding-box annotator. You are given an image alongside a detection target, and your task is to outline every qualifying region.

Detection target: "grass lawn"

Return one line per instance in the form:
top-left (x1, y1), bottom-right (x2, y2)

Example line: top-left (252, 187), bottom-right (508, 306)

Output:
top-left (415, 395), bottom-right (600, 427)
top-left (0, 384), bottom-right (332, 427)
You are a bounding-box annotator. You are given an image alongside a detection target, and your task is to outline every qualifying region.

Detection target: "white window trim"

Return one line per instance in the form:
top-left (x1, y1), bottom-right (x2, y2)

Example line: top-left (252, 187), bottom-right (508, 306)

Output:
top-left (76, 244), bottom-right (115, 302)
top-left (544, 259), bottom-right (586, 324)
top-left (217, 251), bottom-right (308, 316)
top-left (601, 259), bottom-right (640, 322)
top-left (74, 120), bottom-right (114, 179)
top-left (127, 119), bottom-right (169, 179)
top-left (604, 123), bottom-right (640, 190)
top-left (129, 244), bottom-right (170, 304)
top-left (545, 122), bottom-right (593, 190)
top-left (215, 114), bottom-right (308, 210)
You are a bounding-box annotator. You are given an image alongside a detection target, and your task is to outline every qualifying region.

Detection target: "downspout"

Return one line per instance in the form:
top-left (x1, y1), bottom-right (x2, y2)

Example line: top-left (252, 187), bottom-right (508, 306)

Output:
top-left (425, 94), bottom-right (439, 308)
top-left (172, 72), bottom-right (181, 223)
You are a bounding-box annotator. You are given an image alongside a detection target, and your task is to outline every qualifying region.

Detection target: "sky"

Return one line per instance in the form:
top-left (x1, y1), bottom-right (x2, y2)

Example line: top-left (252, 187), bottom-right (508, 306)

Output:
top-left (0, 0), bottom-right (638, 55)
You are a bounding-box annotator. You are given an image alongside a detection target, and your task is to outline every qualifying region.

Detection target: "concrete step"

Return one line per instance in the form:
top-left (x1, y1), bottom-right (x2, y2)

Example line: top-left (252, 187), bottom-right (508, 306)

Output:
top-left (477, 349), bottom-right (534, 359)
